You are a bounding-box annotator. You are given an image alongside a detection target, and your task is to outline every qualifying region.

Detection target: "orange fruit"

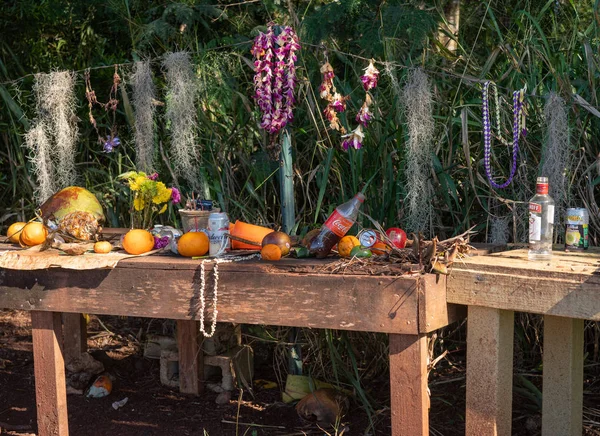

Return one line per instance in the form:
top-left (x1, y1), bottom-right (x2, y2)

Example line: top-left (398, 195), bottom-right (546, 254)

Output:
top-left (261, 244), bottom-right (282, 261)
top-left (338, 235), bottom-right (360, 258)
top-left (371, 241), bottom-right (392, 255)
top-left (177, 231), bottom-right (209, 257)
top-left (19, 222), bottom-right (48, 247)
top-left (7, 222), bottom-right (26, 244)
top-left (94, 241), bottom-right (113, 254)
top-left (122, 229), bottom-right (155, 255)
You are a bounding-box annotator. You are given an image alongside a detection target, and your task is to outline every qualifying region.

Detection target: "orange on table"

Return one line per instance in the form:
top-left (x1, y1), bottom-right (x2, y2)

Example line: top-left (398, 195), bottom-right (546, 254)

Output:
top-left (371, 241), bottom-right (392, 255)
top-left (230, 221), bottom-right (274, 250)
top-left (19, 222), bottom-right (48, 247)
top-left (261, 244), bottom-right (282, 261)
top-left (338, 235), bottom-right (360, 258)
top-left (122, 229), bottom-right (155, 255)
top-left (94, 241), bottom-right (113, 254)
top-left (6, 222), bottom-right (26, 244)
top-left (177, 231), bottom-right (209, 257)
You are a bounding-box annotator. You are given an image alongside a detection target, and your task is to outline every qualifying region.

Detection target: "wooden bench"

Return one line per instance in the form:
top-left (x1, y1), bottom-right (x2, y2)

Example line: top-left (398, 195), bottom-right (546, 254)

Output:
top-left (448, 248), bottom-right (600, 436)
top-left (0, 247), bottom-right (463, 435)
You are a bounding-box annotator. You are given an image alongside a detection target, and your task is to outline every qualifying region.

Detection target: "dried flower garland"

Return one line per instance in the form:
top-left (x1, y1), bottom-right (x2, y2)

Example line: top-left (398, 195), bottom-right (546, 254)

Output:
top-left (319, 62), bottom-right (347, 134)
top-left (341, 60), bottom-right (379, 151)
top-left (84, 66), bottom-right (121, 153)
top-left (482, 81), bottom-right (526, 189)
top-left (251, 24), bottom-right (300, 136)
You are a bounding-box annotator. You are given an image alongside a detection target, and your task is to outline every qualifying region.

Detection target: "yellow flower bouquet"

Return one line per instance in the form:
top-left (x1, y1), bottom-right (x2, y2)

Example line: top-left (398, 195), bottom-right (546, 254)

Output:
top-left (119, 171), bottom-right (181, 229)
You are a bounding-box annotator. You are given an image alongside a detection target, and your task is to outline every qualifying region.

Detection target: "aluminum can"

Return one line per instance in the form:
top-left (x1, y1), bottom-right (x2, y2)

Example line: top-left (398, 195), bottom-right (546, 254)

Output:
top-left (565, 208), bottom-right (589, 251)
top-left (207, 212), bottom-right (230, 257)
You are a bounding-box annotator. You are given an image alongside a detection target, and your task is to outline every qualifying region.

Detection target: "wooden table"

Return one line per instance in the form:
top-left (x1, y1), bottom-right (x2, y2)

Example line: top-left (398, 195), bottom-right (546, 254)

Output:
top-left (0, 247), bottom-right (462, 436)
top-left (448, 248), bottom-right (600, 436)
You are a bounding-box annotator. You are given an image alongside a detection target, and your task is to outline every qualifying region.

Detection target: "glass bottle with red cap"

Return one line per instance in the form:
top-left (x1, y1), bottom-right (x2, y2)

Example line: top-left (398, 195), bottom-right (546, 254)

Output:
top-left (528, 176), bottom-right (555, 260)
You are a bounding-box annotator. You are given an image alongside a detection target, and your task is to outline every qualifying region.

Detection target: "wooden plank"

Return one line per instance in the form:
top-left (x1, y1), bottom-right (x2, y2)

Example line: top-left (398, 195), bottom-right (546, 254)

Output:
top-left (448, 257), bottom-right (600, 320)
top-left (389, 333), bottom-right (429, 436)
top-left (31, 311), bottom-right (69, 436)
top-left (176, 320), bottom-right (204, 395)
top-left (466, 306), bottom-right (514, 436)
top-left (542, 316), bottom-right (584, 436)
top-left (61, 313), bottom-right (86, 364)
top-left (0, 269), bottom-right (447, 334)
top-left (417, 274), bottom-right (466, 333)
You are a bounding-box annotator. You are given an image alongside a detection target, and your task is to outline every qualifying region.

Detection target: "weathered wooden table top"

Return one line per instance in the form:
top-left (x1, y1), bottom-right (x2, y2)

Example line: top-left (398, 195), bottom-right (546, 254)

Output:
top-left (448, 248), bottom-right (600, 320)
top-left (0, 243), bottom-right (458, 335)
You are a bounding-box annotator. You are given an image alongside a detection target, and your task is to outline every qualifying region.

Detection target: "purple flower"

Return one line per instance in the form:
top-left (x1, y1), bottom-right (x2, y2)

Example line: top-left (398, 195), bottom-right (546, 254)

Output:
top-left (148, 172), bottom-right (159, 181)
top-left (103, 135), bottom-right (120, 153)
top-left (341, 126), bottom-right (365, 151)
top-left (153, 236), bottom-right (169, 249)
top-left (331, 93), bottom-right (346, 113)
top-left (170, 187), bottom-right (181, 204)
top-left (361, 61), bottom-right (380, 91)
top-left (252, 24), bottom-right (300, 135)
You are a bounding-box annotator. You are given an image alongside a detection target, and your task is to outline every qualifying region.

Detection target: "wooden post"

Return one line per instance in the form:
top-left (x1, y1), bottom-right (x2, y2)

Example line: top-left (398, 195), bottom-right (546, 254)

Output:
top-left (466, 306), bottom-right (514, 436)
top-left (31, 311), bottom-right (69, 436)
top-left (61, 313), bottom-right (87, 364)
top-left (542, 315), bottom-right (584, 436)
top-left (389, 333), bottom-right (429, 436)
top-left (176, 320), bottom-right (204, 395)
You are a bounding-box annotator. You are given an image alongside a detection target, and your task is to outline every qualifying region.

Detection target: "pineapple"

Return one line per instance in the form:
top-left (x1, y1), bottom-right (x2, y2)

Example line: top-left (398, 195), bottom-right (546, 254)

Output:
top-left (58, 211), bottom-right (101, 241)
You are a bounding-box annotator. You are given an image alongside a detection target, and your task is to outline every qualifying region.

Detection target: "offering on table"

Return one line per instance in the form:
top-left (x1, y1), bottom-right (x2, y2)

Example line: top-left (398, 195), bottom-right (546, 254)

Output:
top-left (207, 212), bottom-right (230, 256)
top-left (262, 231), bottom-right (291, 256)
top-left (309, 192), bottom-right (365, 258)
top-left (229, 221), bottom-right (273, 250)
top-left (565, 208), bottom-right (589, 251)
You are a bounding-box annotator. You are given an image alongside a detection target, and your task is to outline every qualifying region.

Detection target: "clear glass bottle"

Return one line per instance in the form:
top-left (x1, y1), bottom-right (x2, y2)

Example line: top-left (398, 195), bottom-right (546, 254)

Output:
top-left (528, 177), bottom-right (555, 260)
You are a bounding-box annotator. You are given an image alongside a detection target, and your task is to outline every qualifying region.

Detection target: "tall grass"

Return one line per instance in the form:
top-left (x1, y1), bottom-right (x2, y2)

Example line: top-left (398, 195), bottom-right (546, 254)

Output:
top-left (2, 1), bottom-right (600, 432)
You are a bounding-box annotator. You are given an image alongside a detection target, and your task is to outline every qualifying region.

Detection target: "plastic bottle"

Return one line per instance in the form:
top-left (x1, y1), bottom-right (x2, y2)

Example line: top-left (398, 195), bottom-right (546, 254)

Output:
top-left (528, 177), bottom-right (555, 261)
top-left (309, 193), bottom-right (365, 258)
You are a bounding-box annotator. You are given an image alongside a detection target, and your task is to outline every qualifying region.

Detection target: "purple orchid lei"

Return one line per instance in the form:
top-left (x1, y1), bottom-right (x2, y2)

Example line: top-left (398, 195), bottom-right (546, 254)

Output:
top-left (252, 24), bottom-right (300, 135)
top-left (482, 81), bottom-right (526, 189)
top-left (342, 125), bottom-right (365, 151)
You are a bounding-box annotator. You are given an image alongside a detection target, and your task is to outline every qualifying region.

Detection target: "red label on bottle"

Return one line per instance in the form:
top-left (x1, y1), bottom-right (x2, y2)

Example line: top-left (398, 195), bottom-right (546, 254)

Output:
top-left (324, 210), bottom-right (354, 237)
top-left (536, 183), bottom-right (549, 195)
top-left (529, 202), bottom-right (542, 214)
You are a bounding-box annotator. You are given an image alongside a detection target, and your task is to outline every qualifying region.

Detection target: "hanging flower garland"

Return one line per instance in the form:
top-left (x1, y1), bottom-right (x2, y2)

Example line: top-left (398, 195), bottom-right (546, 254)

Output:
top-left (319, 62), bottom-right (348, 134)
top-left (84, 66), bottom-right (122, 153)
top-left (482, 81), bottom-right (527, 189)
top-left (251, 24), bottom-right (300, 136)
top-left (340, 59), bottom-right (379, 151)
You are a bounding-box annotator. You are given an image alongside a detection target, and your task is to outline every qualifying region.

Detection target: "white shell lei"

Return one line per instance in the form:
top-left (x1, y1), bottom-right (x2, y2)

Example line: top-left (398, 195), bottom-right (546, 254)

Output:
top-left (198, 254), bottom-right (260, 337)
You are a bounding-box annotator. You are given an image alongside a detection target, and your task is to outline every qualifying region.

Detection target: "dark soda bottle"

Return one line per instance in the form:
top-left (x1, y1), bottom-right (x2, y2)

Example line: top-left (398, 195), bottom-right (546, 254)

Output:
top-left (309, 192), bottom-right (365, 258)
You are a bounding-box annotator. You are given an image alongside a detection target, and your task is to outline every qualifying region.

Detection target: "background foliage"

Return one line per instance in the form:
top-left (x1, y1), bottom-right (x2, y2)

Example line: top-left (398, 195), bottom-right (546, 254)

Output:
top-left (2, 1), bottom-right (600, 432)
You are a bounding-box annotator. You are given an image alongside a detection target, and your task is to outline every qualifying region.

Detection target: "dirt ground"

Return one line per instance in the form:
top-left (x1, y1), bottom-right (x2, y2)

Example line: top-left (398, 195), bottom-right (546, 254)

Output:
top-left (1, 309), bottom-right (599, 436)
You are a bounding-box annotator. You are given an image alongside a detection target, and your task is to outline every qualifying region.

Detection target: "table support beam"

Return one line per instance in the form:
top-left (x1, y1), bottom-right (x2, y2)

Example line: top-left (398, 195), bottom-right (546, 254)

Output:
top-left (542, 315), bottom-right (584, 436)
top-left (466, 306), bottom-right (514, 436)
top-left (176, 320), bottom-right (204, 395)
top-left (389, 333), bottom-right (429, 436)
top-left (31, 311), bottom-right (69, 436)
top-left (61, 313), bottom-right (87, 364)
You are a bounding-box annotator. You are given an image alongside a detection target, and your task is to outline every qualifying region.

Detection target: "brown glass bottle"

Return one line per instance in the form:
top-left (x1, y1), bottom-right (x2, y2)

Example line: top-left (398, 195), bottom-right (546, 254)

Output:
top-left (309, 193), bottom-right (365, 258)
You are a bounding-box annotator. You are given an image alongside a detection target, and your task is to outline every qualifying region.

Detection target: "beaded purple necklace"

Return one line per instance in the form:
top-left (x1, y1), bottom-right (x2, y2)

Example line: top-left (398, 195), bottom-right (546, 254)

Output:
top-left (482, 81), bottom-right (526, 189)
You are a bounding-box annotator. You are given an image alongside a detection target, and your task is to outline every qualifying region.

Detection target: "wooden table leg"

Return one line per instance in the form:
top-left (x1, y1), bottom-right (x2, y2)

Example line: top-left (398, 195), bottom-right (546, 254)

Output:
top-left (389, 333), bottom-right (429, 436)
top-left (31, 311), bottom-right (69, 436)
top-left (542, 315), bottom-right (584, 436)
top-left (176, 320), bottom-right (204, 395)
top-left (62, 313), bottom-right (87, 364)
top-left (466, 306), bottom-right (514, 436)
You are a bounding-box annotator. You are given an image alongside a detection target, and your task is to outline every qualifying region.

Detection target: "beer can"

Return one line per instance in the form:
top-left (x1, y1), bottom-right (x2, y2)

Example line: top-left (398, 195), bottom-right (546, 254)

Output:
top-left (565, 208), bottom-right (589, 251)
top-left (207, 212), bottom-right (230, 257)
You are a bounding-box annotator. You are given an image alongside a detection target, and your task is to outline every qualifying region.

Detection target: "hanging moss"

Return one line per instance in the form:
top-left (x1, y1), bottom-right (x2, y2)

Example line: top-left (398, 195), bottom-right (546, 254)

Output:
top-left (131, 60), bottom-right (157, 173)
top-left (402, 68), bottom-right (435, 236)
